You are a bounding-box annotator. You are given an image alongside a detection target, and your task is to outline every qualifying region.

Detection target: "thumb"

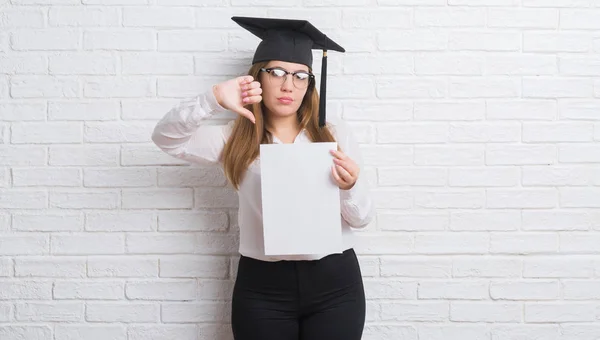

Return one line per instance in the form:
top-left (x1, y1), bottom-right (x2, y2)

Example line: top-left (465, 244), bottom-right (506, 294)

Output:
top-left (234, 106), bottom-right (256, 124)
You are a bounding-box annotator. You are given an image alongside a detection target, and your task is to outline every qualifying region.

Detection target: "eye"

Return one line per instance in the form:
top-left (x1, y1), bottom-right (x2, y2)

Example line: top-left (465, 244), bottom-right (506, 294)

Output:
top-left (269, 68), bottom-right (287, 77)
top-left (295, 72), bottom-right (310, 80)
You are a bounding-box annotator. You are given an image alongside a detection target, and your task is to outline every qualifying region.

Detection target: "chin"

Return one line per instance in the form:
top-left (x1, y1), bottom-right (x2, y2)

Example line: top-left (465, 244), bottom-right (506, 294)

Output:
top-left (265, 102), bottom-right (301, 117)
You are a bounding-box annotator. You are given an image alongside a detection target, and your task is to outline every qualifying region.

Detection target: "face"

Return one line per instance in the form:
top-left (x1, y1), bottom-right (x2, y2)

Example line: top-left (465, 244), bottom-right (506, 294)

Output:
top-left (259, 60), bottom-right (312, 119)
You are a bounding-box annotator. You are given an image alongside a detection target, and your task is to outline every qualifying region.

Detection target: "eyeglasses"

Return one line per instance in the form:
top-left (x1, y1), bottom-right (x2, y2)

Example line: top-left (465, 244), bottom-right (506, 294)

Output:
top-left (260, 67), bottom-right (314, 89)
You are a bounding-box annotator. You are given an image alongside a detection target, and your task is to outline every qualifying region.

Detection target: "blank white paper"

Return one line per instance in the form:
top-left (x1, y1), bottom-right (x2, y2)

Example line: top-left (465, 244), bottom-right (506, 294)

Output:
top-left (260, 142), bottom-right (342, 256)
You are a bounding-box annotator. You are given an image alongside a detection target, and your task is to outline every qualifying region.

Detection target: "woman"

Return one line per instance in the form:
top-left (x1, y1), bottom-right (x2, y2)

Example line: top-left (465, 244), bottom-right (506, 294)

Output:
top-left (151, 16), bottom-right (375, 340)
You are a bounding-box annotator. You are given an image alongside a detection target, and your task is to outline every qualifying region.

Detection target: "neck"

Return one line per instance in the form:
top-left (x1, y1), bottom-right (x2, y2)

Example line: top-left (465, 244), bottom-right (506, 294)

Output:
top-left (265, 113), bottom-right (300, 135)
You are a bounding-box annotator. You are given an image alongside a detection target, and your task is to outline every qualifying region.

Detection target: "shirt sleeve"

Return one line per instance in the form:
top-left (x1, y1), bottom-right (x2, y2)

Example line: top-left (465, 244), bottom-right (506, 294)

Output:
top-left (330, 120), bottom-right (376, 229)
top-left (151, 88), bottom-right (233, 166)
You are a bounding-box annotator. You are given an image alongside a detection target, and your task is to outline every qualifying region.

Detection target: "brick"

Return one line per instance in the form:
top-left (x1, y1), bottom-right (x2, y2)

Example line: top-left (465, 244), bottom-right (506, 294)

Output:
top-left (86, 303), bottom-right (158, 322)
top-left (0, 55), bottom-right (47, 74)
top-left (197, 279), bottom-right (234, 300)
top-left (487, 189), bottom-right (557, 209)
top-left (371, 189), bottom-right (413, 209)
top-left (194, 187), bottom-right (238, 208)
top-left (450, 0), bottom-right (518, 4)
top-left (560, 188), bottom-right (600, 208)
top-left (86, 211), bottom-right (155, 231)
top-left (0, 303), bottom-right (10, 320)
top-left (490, 280), bottom-right (559, 300)
top-left (161, 302), bottom-right (229, 323)
top-left (0, 280), bottom-right (52, 299)
top-left (418, 280), bottom-right (488, 300)
top-left (560, 9), bottom-right (600, 29)
top-left (123, 7), bottom-right (194, 28)
top-left (491, 325), bottom-right (560, 340)
top-left (415, 53), bottom-right (482, 75)
top-left (0, 234), bottom-right (48, 255)
top-left (0, 326), bottom-right (52, 340)
top-left (49, 101), bottom-right (119, 121)
top-left (126, 233), bottom-right (195, 254)
top-left (49, 53), bottom-right (117, 75)
top-left (450, 31), bottom-right (520, 51)
top-left (0, 9), bottom-right (45, 28)
top-left (489, 8), bottom-right (558, 28)
top-left (418, 325), bottom-right (489, 340)
top-left (344, 54), bottom-right (412, 75)
top-left (416, 145), bottom-right (484, 166)
top-left (363, 325), bottom-right (417, 340)
top-left (0, 190), bottom-right (47, 209)
top-left (354, 234), bottom-right (413, 254)
top-left (524, 256), bottom-right (595, 278)
top-left (491, 233), bottom-right (558, 254)
top-left (378, 30), bottom-right (447, 51)
top-left (377, 123), bottom-right (448, 144)
top-left (122, 53), bottom-right (193, 75)
top-left (49, 145), bottom-right (119, 166)
top-left (10, 76), bottom-right (79, 98)
top-left (87, 163), bottom-right (154, 185)
top-left (84, 30), bottom-right (155, 51)
top-left (524, 122), bottom-right (593, 142)
top-left (450, 77), bottom-right (520, 98)
top-left (563, 280), bottom-right (600, 299)
top-left (49, 190), bottom-right (119, 209)
top-left (415, 101), bottom-right (485, 121)
top-left (344, 101), bottom-right (412, 121)
top-left (52, 233), bottom-right (124, 255)
top-left (85, 122), bottom-right (154, 143)
top-left (524, 166), bottom-right (597, 187)
top-left (11, 122), bottom-right (81, 144)
top-left (415, 232), bottom-right (488, 254)
top-left (83, 0), bottom-right (147, 3)
top-left (343, 9), bottom-right (411, 29)
top-left (449, 167), bottom-right (519, 187)
top-left (121, 99), bottom-right (179, 120)
top-left (453, 256), bottom-right (521, 278)
top-left (0, 146), bottom-right (46, 166)
top-left (121, 145), bottom-right (188, 166)
top-left (84, 77), bottom-right (155, 98)
top-left (0, 76), bottom-right (7, 98)
top-left (415, 8), bottom-right (485, 27)
top-left (524, 0), bottom-right (591, 5)
top-left (524, 32), bottom-right (593, 52)
top-left (158, 31), bottom-right (227, 52)
top-left (158, 211), bottom-right (228, 232)
top-left (450, 122), bottom-right (520, 143)
top-left (524, 77), bottom-right (593, 98)
top-left (122, 188), bottom-right (193, 209)
top-left (159, 255), bottom-right (228, 278)
top-left (126, 280), bottom-right (196, 300)
top-left (15, 302), bottom-right (82, 322)
top-left (525, 302), bottom-right (598, 322)
top-left (128, 325), bottom-right (199, 340)
top-left (12, 212), bottom-right (83, 232)
top-left (561, 233), bottom-right (600, 254)
top-left (13, 168), bottom-right (81, 187)
top-left (0, 102), bottom-right (46, 121)
top-left (486, 144), bottom-right (556, 165)
top-left (87, 256), bottom-right (158, 278)
top-left (13, 0), bottom-right (79, 3)
top-left (379, 0), bottom-right (445, 3)
top-left (379, 167), bottom-right (447, 187)
top-left (381, 302), bottom-right (448, 322)
top-left (451, 302), bottom-right (521, 322)
top-left (11, 29), bottom-right (79, 51)
top-left (381, 256), bottom-right (451, 278)
top-left (55, 325), bottom-right (126, 340)
top-left (158, 167), bottom-right (226, 187)
top-left (53, 281), bottom-right (124, 300)
top-left (559, 143), bottom-right (600, 163)
top-left (330, 30), bottom-right (376, 53)
top-left (363, 279), bottom-right (416, 299)
top-left (450, 211), bottom-right (520, 231)
top-left (560, 100), bottom-right (600, 120)
top-left (157, 76), bottom-right (219, 98)
top-left (49, 7), bottom-right (119, 27)
top-left (523, 211), bottom-right (600, 231)
top-left (560, 325), bottom-right (600, 340)
top-left (488, 100), bottom-right (556, 120)
top-left (378, 77), bottom-right (446, 98)
top-left (560, 56), bottom-right (600, 76)
top-left (15, 257), bottom-right (85, 278)
top-left (486, 54), bottom-right (556, 75)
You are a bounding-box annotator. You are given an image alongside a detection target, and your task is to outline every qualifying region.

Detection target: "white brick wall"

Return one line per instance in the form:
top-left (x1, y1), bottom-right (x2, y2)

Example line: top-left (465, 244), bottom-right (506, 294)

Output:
top-left (0, 1), bottom-right (599, 339)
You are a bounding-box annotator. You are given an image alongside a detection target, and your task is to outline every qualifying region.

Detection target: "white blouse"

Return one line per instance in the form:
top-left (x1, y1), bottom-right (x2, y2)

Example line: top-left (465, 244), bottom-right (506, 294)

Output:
top-left (151, 89), bottom-right (375, 261)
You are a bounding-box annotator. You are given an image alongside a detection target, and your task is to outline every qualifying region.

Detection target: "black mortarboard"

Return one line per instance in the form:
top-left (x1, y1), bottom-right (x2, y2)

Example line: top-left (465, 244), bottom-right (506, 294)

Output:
top-left (231, 16), bottom-right (345, 127)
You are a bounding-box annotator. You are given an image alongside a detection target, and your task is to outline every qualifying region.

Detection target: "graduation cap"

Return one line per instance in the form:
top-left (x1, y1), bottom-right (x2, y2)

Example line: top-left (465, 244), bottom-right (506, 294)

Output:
top-left (231, 16), bottom-right (345, 127)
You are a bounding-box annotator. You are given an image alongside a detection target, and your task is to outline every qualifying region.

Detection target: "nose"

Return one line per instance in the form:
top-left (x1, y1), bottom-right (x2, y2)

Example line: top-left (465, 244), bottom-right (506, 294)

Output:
top-left (280, 74), bottom-right (293, 92)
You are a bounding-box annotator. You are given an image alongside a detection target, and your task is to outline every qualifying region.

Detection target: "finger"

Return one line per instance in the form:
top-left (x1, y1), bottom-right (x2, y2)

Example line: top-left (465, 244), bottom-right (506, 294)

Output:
top-left (242, 95), bottom-right (262, 105)
top-left (242, 87), bottom-right (262, 97)
top-left (236, 108), bottom-right (256, 124)
top-left (241, 80), bottom-right (261, 91)
top-left (331, 165), bottom-right (344, 185)
top-left (238, 76), bottom-right (254, 85)
top-left (333, 158), bottom-right (354, 173)
top-left (330, 149), bottom-right (348, 160)
top-left (336, 165), bottom-right (353, 183)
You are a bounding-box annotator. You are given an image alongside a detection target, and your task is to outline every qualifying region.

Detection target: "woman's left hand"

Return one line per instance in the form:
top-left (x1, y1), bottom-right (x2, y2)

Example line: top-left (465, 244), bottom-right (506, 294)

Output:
top-left (330, 149), bottom-right (360, 190)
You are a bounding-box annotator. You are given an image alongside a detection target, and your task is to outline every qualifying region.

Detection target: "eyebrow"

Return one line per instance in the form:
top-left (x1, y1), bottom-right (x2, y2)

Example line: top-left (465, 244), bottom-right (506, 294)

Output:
top-left (270, 65), bottom-right (310, 73)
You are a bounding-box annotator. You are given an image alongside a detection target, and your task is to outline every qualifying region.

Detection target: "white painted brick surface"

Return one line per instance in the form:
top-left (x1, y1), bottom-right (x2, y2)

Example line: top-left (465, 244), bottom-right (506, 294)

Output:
top-left (0, 2), bottom-right (598, 339)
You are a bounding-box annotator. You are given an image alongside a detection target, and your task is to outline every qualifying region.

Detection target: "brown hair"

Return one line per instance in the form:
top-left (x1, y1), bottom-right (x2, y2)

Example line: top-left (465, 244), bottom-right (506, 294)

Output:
top-left (221, 61), bottom-right (337, 190)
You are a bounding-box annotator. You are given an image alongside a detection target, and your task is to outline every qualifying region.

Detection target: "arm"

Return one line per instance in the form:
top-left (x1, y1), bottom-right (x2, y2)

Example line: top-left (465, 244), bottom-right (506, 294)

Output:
top-left (151, 87), bottom-right (231, 166)
top-left (332, 121), bottom-right (376, 229)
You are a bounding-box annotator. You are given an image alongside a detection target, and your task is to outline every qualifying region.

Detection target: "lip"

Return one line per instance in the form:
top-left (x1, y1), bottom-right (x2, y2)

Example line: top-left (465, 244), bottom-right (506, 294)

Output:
top-left (277, 97), bottom-right (294, 104)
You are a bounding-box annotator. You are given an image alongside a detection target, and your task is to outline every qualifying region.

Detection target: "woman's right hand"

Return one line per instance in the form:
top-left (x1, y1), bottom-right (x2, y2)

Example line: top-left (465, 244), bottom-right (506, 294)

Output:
top-left (213, 76), bottom-right (262, 124)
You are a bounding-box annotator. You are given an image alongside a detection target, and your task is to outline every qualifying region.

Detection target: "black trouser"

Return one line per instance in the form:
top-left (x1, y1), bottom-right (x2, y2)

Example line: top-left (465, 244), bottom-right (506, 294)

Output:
top-left (231, 248), bottom-right (366, 340)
